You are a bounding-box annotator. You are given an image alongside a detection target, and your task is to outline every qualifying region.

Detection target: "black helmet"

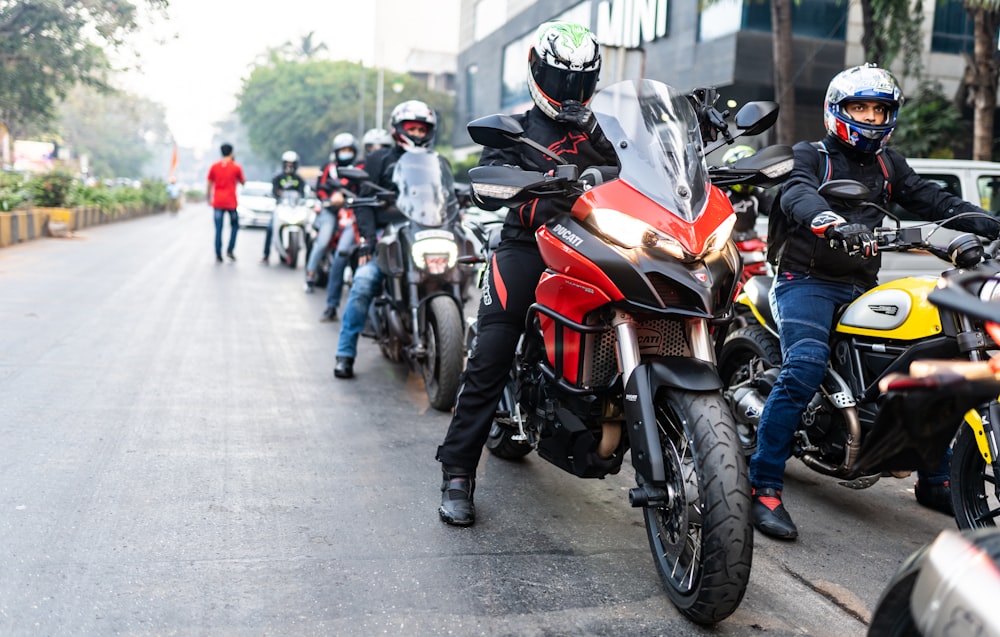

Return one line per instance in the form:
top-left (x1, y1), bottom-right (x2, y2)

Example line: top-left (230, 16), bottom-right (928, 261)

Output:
top-left (527, 21), bottom-right (601, 120)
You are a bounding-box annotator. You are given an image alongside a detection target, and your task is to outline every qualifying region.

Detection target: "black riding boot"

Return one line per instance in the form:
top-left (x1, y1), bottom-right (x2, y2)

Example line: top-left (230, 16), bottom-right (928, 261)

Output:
top-left (439, 465), bottom-right (475, 526)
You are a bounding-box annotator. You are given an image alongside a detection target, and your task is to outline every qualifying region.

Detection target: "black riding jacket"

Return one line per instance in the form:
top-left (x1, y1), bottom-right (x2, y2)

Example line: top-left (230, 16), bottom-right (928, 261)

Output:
top-left (774, 134), bottom-right (998, 287)
top-left (477, 106), bottom-right (619, 244)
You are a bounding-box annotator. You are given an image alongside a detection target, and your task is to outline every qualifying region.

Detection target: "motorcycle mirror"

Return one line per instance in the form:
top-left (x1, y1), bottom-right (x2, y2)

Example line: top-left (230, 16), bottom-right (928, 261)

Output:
top-left (734, 101), bottom-right (779, 135)
top-left (818, 179), bottom-right (872, 202)
top-left (467, 114), bottom-right (525, 149)
top-left (336, 166), bottom-right (369, 182)
top-left (468, 113), bottom-right (569, 166)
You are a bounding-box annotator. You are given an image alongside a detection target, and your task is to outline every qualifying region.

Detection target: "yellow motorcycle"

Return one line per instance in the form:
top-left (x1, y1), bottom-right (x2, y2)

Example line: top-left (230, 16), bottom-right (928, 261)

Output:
top-left (718, 180), bottom-right (1000, 528)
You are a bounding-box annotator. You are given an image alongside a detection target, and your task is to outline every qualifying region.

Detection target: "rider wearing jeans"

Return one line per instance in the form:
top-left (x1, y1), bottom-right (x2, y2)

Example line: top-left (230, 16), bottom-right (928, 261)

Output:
top-left (307, 133), bottom-right (356, 301)
top-left (435, 21), bottom-right (619, 527)
top-left (751, 64), bottom-right (1000, 540)
top-left (332, 100), bottom-right (435, 379)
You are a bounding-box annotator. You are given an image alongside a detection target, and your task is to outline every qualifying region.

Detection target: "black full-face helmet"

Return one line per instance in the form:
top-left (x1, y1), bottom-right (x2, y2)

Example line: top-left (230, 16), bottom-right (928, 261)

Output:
top-left (527, 21), bottom-right (601, 120)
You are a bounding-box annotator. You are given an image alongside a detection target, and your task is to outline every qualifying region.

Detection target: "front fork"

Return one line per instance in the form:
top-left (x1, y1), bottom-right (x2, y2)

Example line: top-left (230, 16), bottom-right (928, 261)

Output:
top-left (614, 311), bottom-right (721, 507)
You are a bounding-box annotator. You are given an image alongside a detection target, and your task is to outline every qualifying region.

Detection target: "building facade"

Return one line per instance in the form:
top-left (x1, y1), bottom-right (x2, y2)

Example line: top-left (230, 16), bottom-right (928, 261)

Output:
top-left (452, 0), bottom-right (980, 155)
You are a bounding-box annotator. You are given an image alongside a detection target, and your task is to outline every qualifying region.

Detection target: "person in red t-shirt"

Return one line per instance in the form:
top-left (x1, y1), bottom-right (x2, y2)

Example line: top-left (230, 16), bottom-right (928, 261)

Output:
top-left (206, 143), bottom-right (246, 262)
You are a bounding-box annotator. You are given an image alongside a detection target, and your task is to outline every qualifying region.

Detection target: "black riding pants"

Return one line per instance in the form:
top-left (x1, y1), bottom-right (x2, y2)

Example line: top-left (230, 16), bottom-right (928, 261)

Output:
top-left (435, 240), bottom-right (546, 470)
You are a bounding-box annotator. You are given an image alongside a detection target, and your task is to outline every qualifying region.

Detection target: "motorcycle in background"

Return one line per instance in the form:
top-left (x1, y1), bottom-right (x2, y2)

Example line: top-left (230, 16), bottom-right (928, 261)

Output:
top-left (270, 190), bottom-right (315, 269)
top-left (466, 79), bottom-right (793, 624)
top-left (343, 149), bottom-right (477, 412)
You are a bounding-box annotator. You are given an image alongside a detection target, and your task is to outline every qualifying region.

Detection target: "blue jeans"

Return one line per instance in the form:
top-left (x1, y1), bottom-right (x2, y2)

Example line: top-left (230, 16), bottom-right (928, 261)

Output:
top-left (306, 209), bottom-right (337, 275)
top-left (749, 273), bottom-right (950, 490)
top-left (263, 214), bottom-right (274, 258)
top-left (749, 273), bottom-right (863, 490)
top-left (335, 260), bottom-right (383, 359)
top-left (325, 223), bottom-right (356, 310)
top-left (213, 209), bottom-right (238, 257)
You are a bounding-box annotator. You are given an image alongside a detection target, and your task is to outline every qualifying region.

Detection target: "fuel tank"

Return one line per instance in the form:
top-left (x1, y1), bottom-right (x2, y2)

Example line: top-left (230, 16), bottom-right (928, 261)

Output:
top-left (836, 276), bottom-right (942, 340)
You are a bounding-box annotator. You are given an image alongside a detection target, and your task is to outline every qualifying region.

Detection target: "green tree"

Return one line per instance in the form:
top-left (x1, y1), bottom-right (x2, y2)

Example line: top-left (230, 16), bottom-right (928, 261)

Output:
top-left (236, 57), bottom-right (455, 166)
top-left (57, 86), bottom-right (170, 178)
top-left (891, 80), bottom-right (967, 157)
top-left (0, 0), bottom-right (168, 139)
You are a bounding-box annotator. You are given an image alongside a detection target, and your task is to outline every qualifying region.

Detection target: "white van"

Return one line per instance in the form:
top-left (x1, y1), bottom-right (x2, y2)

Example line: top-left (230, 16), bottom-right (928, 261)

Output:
top-left (904, 158), bottom-right (1000, 213)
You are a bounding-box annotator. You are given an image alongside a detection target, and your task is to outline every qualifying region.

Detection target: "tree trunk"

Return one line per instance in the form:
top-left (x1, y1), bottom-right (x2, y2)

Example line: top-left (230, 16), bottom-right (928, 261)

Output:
top-left (771, 0), bottom-right (795, 145)
top-left (969, 5), bottom-right (1000, 160)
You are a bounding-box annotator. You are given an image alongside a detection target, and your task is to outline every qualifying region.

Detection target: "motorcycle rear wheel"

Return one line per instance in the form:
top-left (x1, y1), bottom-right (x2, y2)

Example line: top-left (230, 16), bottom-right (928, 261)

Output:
top-left (951, 417), bottom-right (1000, 529)
top-left (642, 389), bottom-right (752, 625)
top-left (423, 296), bottom-right (464, 412)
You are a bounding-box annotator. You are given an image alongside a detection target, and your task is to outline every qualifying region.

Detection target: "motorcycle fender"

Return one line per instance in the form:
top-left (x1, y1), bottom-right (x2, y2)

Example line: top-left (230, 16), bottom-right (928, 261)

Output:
top-left (963, 400), bottom-right (1000, 464)
top-left (624, 357), bottom-right (723, 484)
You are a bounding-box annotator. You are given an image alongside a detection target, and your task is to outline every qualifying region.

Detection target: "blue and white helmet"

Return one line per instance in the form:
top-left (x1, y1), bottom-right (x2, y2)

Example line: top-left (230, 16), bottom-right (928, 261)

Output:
top-left (824, 63), bottom-right (903, 153)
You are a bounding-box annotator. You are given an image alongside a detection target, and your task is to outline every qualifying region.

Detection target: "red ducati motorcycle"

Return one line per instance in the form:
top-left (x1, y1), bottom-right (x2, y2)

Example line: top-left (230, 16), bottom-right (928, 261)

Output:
top-left (466, 79), bottom-right (793, 624)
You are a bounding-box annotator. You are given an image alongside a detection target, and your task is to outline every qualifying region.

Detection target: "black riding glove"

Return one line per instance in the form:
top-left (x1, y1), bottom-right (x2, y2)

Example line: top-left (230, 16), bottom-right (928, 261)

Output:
top-left (555, 100), bottom-right (599, 136)
top-left (811, 211), bottom-right (878, 258)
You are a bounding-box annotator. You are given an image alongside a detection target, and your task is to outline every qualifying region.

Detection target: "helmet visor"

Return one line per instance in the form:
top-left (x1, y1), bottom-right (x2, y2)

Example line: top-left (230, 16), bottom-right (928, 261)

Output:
top-left (531, 57), bottom-right (600, 105)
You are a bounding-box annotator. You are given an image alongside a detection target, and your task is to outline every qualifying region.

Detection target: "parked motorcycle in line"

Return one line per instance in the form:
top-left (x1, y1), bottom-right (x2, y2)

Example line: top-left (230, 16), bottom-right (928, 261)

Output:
top-left (718, 179), bottom-right (1000, 528)
top-left (466, 79), bottom-right (793, 624)
top-left (270, 190), bottom-right (315, 269)
top-left (341, 148), bottom-right (478, 412)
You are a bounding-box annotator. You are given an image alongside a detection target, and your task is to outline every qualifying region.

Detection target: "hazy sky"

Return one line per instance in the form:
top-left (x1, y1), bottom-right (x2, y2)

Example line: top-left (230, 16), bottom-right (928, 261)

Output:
top-left (119, 0), bottom-right (380, 150)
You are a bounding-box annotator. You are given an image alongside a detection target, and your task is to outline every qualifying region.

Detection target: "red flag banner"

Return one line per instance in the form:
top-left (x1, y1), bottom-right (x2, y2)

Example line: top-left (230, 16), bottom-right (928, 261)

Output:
top-left (169, 144), bottom-right (178, 176)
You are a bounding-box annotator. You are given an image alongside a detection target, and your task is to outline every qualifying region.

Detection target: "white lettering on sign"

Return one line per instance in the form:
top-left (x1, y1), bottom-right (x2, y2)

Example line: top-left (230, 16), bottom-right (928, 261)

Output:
top-left (597, 0), bottom-right (669, 48)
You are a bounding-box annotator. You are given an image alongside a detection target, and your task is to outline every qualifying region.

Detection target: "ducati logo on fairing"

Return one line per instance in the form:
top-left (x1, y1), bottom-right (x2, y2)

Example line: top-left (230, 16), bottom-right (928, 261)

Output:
top-left (868, 304), bottom-right (899, 316)
top-left (552, 223), bottom-right (584, 248)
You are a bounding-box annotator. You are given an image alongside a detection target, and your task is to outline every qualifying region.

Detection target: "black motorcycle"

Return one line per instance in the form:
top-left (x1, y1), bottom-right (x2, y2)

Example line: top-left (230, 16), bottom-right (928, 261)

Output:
top-left (345, 149), bottom-right (476, 411)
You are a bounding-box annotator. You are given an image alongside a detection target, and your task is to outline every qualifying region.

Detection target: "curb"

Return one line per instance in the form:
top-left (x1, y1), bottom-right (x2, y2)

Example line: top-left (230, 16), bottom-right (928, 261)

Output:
top-left (0, 205), bottom-right (166, 248)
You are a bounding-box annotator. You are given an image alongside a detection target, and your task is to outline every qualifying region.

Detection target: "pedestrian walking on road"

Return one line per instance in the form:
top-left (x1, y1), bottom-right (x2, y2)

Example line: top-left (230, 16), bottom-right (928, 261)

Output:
top-left (206, 143), bottom-right (246, 263)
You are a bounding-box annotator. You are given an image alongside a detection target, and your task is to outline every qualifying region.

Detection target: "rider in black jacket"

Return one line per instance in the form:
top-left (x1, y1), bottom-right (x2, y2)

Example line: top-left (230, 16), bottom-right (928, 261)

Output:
top-left (332, 100), bottom-right (438, 380)
top-left (752, 64), bottom-right (1000, 541)
top-left (435, 21), bottom-right (619, 526)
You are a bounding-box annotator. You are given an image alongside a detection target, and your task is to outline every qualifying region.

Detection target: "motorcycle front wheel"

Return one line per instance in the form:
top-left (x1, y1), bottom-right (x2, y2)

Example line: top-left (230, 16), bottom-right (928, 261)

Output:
top-left (285, 233), bottom-right (300, 268)
top-left (422, 296), bottom-right (464, 412)
top-left (951, 414), bottom-right (1000, 529)
top-left (642, 389), bottom-right (753, 625)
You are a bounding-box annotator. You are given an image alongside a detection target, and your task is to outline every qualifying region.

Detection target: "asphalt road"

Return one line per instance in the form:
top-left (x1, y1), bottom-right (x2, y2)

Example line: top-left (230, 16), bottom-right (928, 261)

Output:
top-left (0, 205), bottom-right (960, 636)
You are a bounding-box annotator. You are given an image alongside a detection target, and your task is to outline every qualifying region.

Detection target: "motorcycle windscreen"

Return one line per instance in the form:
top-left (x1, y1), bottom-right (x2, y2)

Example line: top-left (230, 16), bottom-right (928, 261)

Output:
top-left (590, 79), bottom-right (710, 222)
top-left (391, 149), bottom-right (459, 228)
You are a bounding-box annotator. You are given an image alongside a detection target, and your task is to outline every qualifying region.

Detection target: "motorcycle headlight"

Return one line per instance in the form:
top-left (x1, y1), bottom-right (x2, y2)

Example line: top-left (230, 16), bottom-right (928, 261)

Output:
top-left (979, 275), bottom-right (1000, 303)
top-left (411, 237), bottom-right (458, 275)
top-left (282, 208), bottom-right (310, 226)
top-left (588, 208), bottom-right (736, 260)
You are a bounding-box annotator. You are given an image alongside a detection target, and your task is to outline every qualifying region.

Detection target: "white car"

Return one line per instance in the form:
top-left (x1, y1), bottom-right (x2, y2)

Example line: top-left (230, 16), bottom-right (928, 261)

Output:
top-left (237, 180), bottom-right (276, 228)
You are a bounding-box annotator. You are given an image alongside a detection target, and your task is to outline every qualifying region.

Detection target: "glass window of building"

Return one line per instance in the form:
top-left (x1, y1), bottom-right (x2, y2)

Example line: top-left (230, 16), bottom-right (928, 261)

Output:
top-left (698, 0), bottom-right (742, 41)
top-left (931, 1), bottom-right (974, 55)
top-left (742, 0), bottom-right (848, 40)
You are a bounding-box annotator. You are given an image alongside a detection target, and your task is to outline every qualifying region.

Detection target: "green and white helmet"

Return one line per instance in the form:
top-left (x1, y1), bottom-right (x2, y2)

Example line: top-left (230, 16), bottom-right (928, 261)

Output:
top-left (528, 21), bottom-right (601, 120)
